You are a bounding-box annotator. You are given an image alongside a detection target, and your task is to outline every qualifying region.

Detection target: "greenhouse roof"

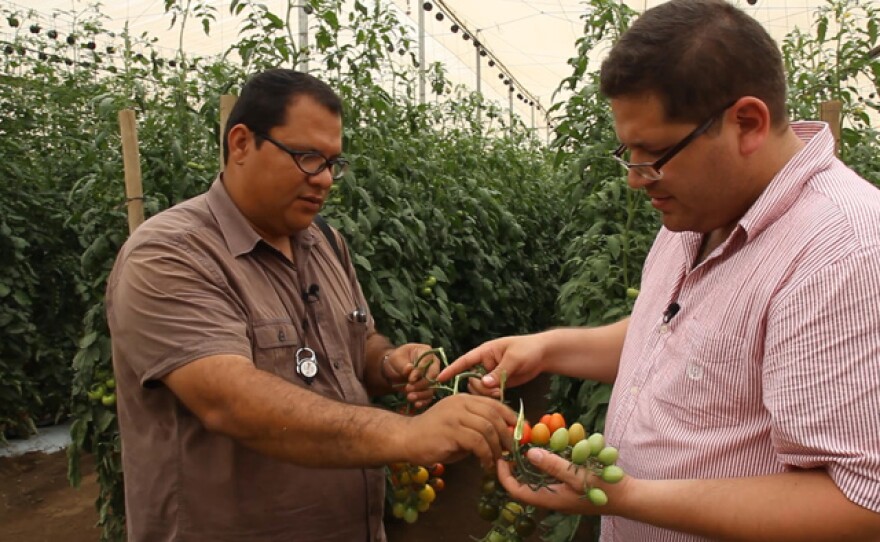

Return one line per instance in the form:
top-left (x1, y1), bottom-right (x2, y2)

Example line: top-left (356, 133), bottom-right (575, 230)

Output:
top-left (2, 0), bottom-right (875, 130)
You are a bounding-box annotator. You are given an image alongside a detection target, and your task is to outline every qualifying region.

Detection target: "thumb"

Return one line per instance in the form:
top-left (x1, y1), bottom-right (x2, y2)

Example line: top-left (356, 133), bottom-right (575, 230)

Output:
top-left (482, 365), bottom-right (508, 388)
top-left (526, 448), bottom-right (582, 485)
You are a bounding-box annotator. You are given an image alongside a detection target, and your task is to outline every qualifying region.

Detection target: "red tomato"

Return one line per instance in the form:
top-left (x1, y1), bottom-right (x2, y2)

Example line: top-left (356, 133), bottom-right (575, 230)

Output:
top-left (547, 412), bottom-right (566, 434)
top-left (518, 422), bottom-right (532, 446)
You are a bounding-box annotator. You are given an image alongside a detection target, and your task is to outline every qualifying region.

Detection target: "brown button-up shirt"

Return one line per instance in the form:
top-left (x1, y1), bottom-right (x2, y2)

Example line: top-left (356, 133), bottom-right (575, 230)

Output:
top-left (106, 178), bottom-right (386, 542)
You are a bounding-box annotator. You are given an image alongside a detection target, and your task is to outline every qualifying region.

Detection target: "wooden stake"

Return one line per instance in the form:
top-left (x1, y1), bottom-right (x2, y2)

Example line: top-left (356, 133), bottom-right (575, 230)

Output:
top-left (219, 94), bottom-right (237, 170)
top-left (118, 109), bottom-right (144, 234)
top-left (820, 100), bottom-right (842, 157)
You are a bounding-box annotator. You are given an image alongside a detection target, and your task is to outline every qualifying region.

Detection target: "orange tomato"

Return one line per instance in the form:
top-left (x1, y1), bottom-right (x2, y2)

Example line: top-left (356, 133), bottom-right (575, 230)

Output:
top-left (530, 422), bottom-right (551, 446)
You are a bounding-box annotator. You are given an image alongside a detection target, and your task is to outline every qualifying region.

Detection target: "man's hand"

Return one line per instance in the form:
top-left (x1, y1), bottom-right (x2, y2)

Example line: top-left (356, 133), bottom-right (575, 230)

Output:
top-left (384, 343), bottom-right (441, 409)
top-left (436, 335), bottom-right (546, 398)
top-left (401, 394), bottom-right (517, 469)
top-left (496, 447), bottom-right (631, 516)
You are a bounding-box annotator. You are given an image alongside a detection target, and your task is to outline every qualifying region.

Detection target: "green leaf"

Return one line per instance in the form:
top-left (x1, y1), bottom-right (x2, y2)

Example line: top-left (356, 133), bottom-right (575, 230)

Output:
top-left (12, 290), bottom-right (30, 307)
top-left (79, 331), bottom-right (98, 349)
top-left (353, 253), bottom-right (372, 272)
top-left (381, 302), bottom-right (407, 322)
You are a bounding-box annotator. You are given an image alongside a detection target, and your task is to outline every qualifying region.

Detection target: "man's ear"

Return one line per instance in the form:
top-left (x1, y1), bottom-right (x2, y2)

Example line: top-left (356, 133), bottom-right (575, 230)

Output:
top-left (226, 124), bottom-right (252, 165)
top-left (731, 97), bottom-right (771, 156)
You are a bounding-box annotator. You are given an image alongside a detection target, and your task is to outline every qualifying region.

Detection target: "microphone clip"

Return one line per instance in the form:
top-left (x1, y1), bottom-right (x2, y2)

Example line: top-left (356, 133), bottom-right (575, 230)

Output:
top-left (663, 302), bottom-right (681, 324)
top-left (302, 284), bottom-right (320, 303)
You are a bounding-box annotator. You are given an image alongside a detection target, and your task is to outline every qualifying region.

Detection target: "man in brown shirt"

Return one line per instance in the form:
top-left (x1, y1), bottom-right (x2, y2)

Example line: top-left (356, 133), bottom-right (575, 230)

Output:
top-left (106, 69), bottom-right (516, 542)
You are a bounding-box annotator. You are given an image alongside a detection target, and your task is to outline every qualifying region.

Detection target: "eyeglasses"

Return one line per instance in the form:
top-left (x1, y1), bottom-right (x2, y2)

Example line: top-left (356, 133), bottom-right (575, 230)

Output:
top-left (257, 133), bottom-right (350, 180)
top-left (612, 100), bottom-right (737, 181)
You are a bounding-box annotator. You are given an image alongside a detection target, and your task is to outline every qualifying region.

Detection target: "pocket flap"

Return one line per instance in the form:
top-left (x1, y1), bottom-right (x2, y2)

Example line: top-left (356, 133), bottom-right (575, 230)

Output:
top-left (253, 321), bottom-right (299, 349)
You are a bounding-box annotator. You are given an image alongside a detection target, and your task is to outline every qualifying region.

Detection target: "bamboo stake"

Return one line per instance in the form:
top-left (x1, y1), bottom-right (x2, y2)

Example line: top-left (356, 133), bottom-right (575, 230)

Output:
top-left (118, 109), bottom-right (144, 234)
top-left (820, 100), bottom-right (842, 157)
top-left (219, 94), bottom-right (237, 170)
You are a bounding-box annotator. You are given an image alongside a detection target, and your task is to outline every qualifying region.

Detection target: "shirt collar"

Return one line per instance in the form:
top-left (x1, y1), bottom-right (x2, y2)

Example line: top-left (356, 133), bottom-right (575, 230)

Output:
top-left (205, 175), bottom-right (318, 258)
top-left (676, 121), bottom-right (834, 262)
top-left (738, 121), bottom-right (835, 240)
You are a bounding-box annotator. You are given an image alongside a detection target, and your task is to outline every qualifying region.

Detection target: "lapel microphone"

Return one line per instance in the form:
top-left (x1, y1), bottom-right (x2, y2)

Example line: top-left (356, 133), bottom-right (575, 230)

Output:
top-left (663, 302), bottom-right (681, 323)
top-left (302, 284), bottom-right (320, 302)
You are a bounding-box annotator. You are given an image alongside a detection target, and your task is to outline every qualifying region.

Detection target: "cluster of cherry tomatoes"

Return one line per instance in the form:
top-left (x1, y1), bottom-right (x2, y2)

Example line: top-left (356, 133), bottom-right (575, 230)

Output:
top-left (516, 412), bottom-right (624, 506)
top-left (386, 462), bottom-right (445, 524)
top-left (476, 468), bottom-right (537, 542)
top-left (475, 411), bottom-right (625, 541)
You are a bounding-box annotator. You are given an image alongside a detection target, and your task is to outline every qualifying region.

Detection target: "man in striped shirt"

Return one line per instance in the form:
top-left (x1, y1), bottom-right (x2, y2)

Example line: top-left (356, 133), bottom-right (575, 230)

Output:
top-left (438, 0), bottom-right (880, 540)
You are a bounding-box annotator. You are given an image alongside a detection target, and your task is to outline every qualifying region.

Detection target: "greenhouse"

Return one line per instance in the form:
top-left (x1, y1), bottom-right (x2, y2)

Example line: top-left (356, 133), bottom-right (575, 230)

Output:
top-left (1, 0), bottom-right (878, 541)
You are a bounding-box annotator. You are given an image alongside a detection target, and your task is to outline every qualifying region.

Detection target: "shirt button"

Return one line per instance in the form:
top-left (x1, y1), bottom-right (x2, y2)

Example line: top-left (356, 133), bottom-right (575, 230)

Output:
top-left (333, 361), bottom-right (340, 369)
top-left (630, 386), bottom-right (639, 396)
top-left (686, 362), bottom-right (704, 381)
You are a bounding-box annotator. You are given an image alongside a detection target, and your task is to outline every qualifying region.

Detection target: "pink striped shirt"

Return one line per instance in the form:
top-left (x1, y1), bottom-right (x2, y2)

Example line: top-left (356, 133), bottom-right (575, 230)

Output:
top-left (604, 122), bottom-right (880, 542)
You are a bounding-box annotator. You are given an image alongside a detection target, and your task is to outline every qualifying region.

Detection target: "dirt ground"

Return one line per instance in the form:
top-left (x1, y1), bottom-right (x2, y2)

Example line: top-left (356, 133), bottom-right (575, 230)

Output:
top-left (0, 450), bottom-right (499, 542)
top-left (0, 449), bottom-right (102, 542)
top-left (0, 376), bottom-right (579, 541)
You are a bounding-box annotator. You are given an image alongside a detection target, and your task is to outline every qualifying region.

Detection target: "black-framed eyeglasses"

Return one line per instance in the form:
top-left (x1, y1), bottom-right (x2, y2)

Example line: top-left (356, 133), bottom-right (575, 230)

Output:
top-left (612, 100), bottom-right (737, 181)
top-left (257, 133), bottom-right (350, 180)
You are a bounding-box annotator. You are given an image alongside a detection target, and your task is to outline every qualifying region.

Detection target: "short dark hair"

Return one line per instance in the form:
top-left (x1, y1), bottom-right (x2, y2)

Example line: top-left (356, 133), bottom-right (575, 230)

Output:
top-left (600, 0), bottom-right (788, 127)
top-left (222, 69), bottom-right (343, 164)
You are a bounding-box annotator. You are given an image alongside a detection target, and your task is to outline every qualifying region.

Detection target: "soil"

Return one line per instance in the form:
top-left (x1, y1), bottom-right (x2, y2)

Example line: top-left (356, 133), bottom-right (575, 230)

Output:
top-left (0, 375), bottom-right (591, 541)
top-left (0, 449), bottom-right (101, 542)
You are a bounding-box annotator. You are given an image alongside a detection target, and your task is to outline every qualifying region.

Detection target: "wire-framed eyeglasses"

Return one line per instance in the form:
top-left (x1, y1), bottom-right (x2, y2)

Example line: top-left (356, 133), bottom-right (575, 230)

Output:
top-left (612, 100), bottom-right (737, 181)
top-left (257, 132), bottom-right (350, 180)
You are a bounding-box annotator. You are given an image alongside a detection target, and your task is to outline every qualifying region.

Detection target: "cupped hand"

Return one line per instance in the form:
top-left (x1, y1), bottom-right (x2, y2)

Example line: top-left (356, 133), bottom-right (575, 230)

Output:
top-left (436, 335), bottom-right (546, 398)
top-left (402, 394), bottom-right (517, 469)
top-left (497, 447), bottom-right (631, 516)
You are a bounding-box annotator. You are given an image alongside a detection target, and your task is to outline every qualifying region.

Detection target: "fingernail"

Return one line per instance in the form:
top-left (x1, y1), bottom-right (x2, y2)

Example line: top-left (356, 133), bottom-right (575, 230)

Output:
top-left (527, 448), bottom-right (546, 465)
top-left (482, 374), bottom-right (496, 386)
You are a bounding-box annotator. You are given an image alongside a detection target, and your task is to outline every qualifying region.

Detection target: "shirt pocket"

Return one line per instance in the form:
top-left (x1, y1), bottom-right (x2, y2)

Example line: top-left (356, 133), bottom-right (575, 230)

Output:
top-left (251, 319), bottom-right (299, 382)
top-left (653, 319), bottom-right (757, 428)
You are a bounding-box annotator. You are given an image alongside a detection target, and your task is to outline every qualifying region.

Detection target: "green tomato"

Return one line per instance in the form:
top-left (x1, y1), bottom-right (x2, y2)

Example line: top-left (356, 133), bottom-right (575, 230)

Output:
top-left (587, 487), bottom-right (608, 506)
top-left (500, 501), bottom-right (523, 524)
top-left (421, 286), bottom-right (433, 297)
top-left (487, 530), bottom-right (507, 542)
top-left (596, 446), bottom-right (619, 466)
top-left (601, 465), bottom-right (625, 484)
top-left (101, 393), bottom-right (116, 407)
top-left (626, 287), bottom-right (640, 299)
top-left (391, 501), bottom-right (406, 519)
top-left (481, 479), bottom-right (498, 495)
top-left (477, 501), bottom-right (499, 522)
top-left (104, 378), bottom-right (116, 390)
top-left (87, 385), bottom-right (105, 402)
top-left (549, 427), bottom-right (569, 452)
top-left (586, 433), bottom-right (605, 456)
top-left (571, 439), bottom-right (591, 465)
top-left (403, 507), bottom-right (418, 524)
top-left (514, 515), bottom-right (537, 537)
top-left (424, 275), bottom-right (437, 288)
